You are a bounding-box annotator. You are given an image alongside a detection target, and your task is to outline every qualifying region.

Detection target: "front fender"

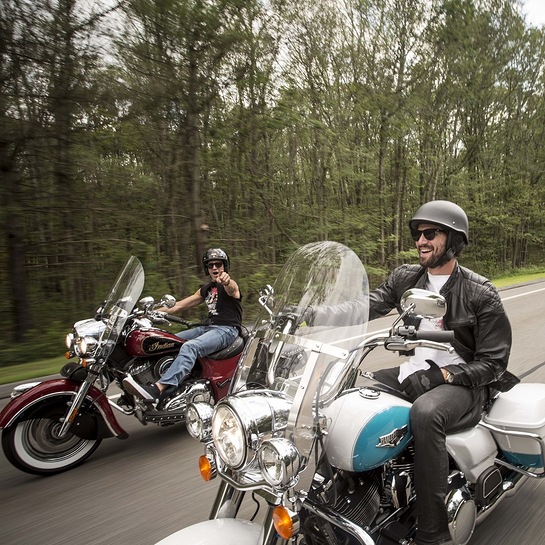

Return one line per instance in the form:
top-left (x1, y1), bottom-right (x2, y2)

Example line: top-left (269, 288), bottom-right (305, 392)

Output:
top-left (0, 378), bottom-right (128, 439)
top-left (156, 519), bottom-right (262, 545)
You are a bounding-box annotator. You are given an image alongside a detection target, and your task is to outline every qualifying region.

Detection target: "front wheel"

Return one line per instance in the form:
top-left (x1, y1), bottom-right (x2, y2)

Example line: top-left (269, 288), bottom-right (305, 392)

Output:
top-left (2, 407), bottom-right (102, 475)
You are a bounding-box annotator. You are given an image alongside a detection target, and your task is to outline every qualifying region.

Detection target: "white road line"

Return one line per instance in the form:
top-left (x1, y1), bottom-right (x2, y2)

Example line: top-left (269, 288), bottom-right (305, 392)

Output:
top-left (502, 286), bottom-right (545, 301)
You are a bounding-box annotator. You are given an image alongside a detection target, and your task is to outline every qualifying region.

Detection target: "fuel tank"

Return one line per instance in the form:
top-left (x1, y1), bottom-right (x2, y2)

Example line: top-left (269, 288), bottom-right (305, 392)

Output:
top-left (322, 387), bottom-right (412, 471)
top-left (125, 328), bottom-right (183, 357)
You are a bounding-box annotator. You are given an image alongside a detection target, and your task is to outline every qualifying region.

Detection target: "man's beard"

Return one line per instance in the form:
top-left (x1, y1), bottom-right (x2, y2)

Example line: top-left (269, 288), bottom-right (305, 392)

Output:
top-left (421, 246), bottom-right (453, 269)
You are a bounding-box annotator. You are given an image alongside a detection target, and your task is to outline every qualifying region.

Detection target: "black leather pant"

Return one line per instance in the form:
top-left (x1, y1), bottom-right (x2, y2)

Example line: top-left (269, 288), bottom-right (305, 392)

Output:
top-left (373, 367), bottom-right (484, 545)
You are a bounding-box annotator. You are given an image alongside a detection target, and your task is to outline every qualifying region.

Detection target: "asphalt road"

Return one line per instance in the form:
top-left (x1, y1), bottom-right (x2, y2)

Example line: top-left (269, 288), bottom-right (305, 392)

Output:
top-left (2, 281), bottom-right (545, 545)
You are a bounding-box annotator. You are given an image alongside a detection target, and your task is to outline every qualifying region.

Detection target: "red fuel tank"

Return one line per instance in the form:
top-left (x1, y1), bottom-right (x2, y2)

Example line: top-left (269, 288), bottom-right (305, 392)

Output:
top-left (125, 328), bottom-right (183, 357)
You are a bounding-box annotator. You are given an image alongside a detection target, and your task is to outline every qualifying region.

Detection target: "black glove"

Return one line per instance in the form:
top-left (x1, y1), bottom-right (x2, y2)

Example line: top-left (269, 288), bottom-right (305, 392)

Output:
top-left (400, 359), bottom-right (444, 400)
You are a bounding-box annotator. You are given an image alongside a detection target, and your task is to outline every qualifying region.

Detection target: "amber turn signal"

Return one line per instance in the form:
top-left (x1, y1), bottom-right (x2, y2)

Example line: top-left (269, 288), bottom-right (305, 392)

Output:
top-left (272, 505), bottom-right (294, 540)
top-left (199, 455), bottom-right (214, 481)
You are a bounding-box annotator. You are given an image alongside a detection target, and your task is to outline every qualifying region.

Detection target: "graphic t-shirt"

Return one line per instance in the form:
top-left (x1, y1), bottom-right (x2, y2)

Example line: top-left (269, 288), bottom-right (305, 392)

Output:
top-left (200, 282), bottom-right (242, 328)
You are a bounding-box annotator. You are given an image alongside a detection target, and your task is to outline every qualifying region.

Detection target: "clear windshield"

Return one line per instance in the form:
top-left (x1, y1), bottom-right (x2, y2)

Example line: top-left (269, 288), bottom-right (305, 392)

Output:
top-left (98, 256), bottom-right (145, 357)
top-left (231, 241), bottom-right (369, 458)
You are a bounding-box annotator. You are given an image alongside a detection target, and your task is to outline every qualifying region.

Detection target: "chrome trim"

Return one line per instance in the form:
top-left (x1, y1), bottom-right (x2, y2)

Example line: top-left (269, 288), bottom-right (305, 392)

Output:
top-left (107, 397), bottom-right (135, 416)
top-left (219, 465), bottom-right (269, 490)
top-left (210, 480), bottom-right (246, 519)
top-left (301, 496), bottom-right (376, 545)
top-left (479, 421), bottom-right (545, 478)
top-left (213, 390), bottom-right (292, 470)
top-left (377, 424), bottom-right (409, 448)
top-left (474, 477), bottom-right (521, 525)
top-left (259, 438), bottom-right (302, 488)
top-left (186, 401), bottom-right (214, 441)
top-left (10, 382), bottom-right (41, 399)
top-left (164, 381), bottom-right (212, 412)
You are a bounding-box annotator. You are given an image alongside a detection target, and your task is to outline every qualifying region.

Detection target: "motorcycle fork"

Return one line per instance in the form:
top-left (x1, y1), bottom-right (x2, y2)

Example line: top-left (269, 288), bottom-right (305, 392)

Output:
top-left (258, 507), bottom-right (288, 545)
top-left (58, 371), bottom-right (98, 438)
top-left (210, 480), bottom-right (288, 545)
top-left (210, 479), bottom-right (246, 518)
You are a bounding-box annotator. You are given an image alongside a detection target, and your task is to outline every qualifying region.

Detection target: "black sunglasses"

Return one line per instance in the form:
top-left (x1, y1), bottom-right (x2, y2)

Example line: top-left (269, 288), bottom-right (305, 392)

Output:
top-left (411, 228), bottom-right (444, 241)
top-left (207, 261), bottom-right (224, 269)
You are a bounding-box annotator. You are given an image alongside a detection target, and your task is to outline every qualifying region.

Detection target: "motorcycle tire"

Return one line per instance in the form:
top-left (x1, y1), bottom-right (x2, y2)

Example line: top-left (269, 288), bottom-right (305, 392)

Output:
top-left (1, 401), bottom-right (102, 476)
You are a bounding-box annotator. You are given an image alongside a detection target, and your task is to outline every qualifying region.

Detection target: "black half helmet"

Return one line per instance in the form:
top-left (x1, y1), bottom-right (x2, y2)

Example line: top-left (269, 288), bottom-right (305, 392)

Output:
top-left (409, 200), bottom-right (469, 245)
top-left (409, 200), bottom-right (469, 263)
top-left (202, 248), bottom-right (230, 275)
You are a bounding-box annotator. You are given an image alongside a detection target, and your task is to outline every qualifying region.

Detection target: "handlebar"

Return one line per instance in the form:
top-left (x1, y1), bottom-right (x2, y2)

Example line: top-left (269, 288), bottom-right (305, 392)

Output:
top-left (158, 313), bottom-right (202, 329)
top-left (396, 326), bottom-right (454, 343)
top-left (411, 329), bottom-right (455, 343)
top-left (141, 309), bottom-right (196, 329)
top-left (372, 326), bottom-right (456, 354)
top-left (167, 315), bottom-right (192, 326)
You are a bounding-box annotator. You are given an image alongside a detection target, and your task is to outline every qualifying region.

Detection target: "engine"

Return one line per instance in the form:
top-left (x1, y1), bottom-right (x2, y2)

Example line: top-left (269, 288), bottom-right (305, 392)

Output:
top-left (300, 446), bottom-right (417, 545)
top-left (301, 469), bottom-right (381, 545)
top-left (128, 355), bottom-right (175, 385)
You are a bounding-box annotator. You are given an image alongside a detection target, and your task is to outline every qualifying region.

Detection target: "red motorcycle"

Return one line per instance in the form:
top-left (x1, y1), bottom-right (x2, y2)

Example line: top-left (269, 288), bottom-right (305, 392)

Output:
top-left (0, 256), bottom-right (245, 475)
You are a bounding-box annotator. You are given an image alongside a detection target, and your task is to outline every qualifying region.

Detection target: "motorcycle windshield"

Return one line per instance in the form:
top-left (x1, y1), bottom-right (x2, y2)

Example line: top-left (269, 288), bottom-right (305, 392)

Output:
top-left (231, 241), bottom-right (369, 459)
top-left (98, 256), bottom-right (145, 356)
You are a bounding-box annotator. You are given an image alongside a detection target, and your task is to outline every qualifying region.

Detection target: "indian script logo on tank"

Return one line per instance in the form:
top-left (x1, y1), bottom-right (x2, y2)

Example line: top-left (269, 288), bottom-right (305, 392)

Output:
top-left (143, 338), bottom-right (177, 352)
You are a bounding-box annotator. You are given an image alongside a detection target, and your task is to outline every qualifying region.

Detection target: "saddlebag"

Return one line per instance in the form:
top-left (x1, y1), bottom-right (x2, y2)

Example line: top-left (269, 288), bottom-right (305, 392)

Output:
top-left (483, 383), bottom-right (545, 469)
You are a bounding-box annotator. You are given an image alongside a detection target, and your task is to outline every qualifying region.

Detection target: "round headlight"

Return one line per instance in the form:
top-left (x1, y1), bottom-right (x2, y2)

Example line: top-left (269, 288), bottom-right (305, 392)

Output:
top-left (75, 336), bottom-right (98, 357)
top-left (65, 333), bottom-right (74, 350)
top-left (259, 438), bottom-right (301, 488)
top-left (212, 404), bottom-right (246, 468)
top-left (186, 402), bottom-right (214, 441)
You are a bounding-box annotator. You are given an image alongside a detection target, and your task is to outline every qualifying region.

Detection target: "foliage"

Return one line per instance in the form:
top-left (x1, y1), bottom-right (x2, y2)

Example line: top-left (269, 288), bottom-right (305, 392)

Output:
top-left (2, 0), bottom-right (545, 365)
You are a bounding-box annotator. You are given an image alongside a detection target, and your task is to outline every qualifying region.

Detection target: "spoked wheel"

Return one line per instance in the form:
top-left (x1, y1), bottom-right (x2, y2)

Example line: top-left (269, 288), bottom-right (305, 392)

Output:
top-left (2, 409), bottom-right (102, 475)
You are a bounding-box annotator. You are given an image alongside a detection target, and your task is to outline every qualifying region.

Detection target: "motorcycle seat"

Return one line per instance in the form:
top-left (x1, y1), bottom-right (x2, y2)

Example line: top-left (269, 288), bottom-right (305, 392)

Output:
top-left (208, 336), bottom-right (245, 360)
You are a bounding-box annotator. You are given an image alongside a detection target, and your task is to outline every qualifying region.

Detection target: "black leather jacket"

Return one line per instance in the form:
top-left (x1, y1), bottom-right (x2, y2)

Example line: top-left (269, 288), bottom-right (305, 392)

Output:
top-left (369, 263), bottom-right (515, 390)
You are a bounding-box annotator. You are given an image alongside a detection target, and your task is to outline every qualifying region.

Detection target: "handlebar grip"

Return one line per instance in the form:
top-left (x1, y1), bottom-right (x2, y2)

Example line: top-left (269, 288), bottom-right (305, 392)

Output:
top-left (168, 315), bottom-right (186, 324)
top-left (415, 330), bottom-right (455, 342)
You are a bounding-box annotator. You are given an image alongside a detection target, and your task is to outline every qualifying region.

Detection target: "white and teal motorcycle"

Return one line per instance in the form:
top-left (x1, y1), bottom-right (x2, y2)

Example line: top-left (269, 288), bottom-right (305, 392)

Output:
top-left (158, 241), bottom-right (545, 545)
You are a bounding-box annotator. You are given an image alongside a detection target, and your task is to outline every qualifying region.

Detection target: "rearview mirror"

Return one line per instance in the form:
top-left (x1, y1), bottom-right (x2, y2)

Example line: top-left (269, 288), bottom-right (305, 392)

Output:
top-left (161, 294), bottom-right (176, 308)
top-left (400, 288), bottom-right (446, 319)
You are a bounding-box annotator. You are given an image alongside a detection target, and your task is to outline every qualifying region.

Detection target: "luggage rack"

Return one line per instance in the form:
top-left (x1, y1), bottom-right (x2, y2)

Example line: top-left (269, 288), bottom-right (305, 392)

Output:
top-left (479, 421), bottom-right (545, 479)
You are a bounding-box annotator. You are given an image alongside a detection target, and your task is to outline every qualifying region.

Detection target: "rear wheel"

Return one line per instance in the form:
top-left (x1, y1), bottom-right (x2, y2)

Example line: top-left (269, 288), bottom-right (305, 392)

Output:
top-left (2, 404), bottom-right (102, 475)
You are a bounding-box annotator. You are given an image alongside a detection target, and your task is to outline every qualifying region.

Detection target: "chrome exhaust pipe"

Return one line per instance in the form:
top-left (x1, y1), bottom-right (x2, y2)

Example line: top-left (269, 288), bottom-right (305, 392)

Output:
top-left (163, 380), bottom-right (212, 411)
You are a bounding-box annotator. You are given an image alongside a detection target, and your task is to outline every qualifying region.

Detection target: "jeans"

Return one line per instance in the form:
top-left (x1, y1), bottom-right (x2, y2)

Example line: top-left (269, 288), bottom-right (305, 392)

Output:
top-left (373, 367), bottom-right (484, 545)
top-left (159, 325), bottom-right (238, 387)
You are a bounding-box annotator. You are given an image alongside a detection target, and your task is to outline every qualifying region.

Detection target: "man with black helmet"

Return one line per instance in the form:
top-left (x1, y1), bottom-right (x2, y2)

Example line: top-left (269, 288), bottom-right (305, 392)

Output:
top-left (124, 248), bottom-right (242, 407)
top-left (369, 200), bottom-right (515, 545)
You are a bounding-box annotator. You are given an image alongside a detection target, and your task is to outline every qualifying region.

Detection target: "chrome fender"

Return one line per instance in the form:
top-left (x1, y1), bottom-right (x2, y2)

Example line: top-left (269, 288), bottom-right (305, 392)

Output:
top-left (155, 519), bottom-right (262, 545)
top-left (0, 378), bottom-right (128, 439)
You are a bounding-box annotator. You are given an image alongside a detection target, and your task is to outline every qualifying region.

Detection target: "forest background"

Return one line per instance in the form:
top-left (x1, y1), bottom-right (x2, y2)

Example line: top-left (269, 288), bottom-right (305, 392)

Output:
top-left (2, 0), bottom-right (545, 366)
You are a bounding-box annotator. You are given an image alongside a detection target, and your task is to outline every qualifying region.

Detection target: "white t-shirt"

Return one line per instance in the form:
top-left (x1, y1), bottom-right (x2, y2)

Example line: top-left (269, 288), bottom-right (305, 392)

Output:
top-left (397, 273), bottom-right (466, 383)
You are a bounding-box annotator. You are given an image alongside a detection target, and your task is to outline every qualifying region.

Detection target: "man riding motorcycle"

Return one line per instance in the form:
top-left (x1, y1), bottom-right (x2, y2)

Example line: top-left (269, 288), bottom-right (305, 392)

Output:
top-left (369, 200), bottom-right (517, 545)
top-left (124, 248), bottom-right (242, 408)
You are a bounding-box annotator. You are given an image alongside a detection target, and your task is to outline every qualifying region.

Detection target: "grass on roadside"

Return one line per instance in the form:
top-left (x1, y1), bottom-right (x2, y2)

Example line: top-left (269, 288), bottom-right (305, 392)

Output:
top-left (0, 356), bottom-right (66, 385)
top-left (2, 270), bottom-right (545, 386)
top-left (492, 270), bottom-right (545, 287)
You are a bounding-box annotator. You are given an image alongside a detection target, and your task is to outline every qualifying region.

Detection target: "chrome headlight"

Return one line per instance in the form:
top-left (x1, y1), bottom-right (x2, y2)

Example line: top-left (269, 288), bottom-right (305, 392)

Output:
top-left (186, 402), bottom-right (214, 441)
top-left (259, 438), bottom-right (301, 488)
top-left (65, 333), bottom-right (74, 350)
top-left (211, 391), bottom-right (291, 470)
top-left (75, 336), bottom-right (98, 357)
top-left (212, 404), bottom-right (246, 468)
